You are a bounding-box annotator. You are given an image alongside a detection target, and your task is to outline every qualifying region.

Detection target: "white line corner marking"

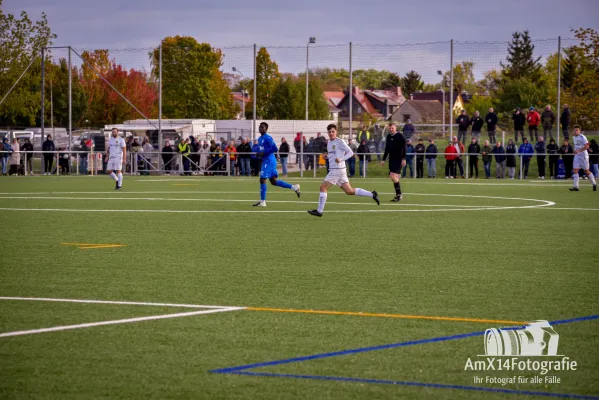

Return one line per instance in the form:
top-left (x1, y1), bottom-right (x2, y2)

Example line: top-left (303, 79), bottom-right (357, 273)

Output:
top-left (0, 297), bottom-right (245, 338)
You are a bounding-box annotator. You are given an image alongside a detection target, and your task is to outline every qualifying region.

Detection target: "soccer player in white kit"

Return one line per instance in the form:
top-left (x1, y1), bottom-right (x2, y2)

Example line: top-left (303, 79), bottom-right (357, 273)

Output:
top-left (569, 125), bottom-right (597, 192)
top-left (106, 128), bottom-right (126, 190)
top-left (308, 124), bottom-right (380, 217)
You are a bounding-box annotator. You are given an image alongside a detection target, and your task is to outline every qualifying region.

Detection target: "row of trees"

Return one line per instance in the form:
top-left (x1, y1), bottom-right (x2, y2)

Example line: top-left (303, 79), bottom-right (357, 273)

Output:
top-left (1, 1), bottom-right (598, 129)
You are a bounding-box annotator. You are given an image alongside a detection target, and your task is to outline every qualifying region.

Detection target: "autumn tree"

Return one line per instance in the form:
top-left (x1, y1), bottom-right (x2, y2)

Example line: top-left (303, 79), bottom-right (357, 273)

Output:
top-left (441, 62), bottom-right (476, 94)
top-left (46, 58), bottom-right (88, 127)
top-left (251, 47), bottom-right (280, 118)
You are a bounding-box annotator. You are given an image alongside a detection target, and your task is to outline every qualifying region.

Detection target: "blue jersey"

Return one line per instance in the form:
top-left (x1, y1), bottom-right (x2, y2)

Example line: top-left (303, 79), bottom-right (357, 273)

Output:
top-left (258, 133), bottom-right (278, 179)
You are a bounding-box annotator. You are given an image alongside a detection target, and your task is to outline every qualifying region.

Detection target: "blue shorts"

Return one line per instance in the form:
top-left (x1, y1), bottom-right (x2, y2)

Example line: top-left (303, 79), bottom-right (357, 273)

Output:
top-left (260, 160), bottom-right (278, 179)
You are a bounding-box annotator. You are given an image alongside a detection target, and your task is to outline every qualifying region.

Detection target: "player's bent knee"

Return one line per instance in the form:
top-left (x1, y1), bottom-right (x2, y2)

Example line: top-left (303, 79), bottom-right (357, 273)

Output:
top-left (269, 177), bottom-right (277, 185)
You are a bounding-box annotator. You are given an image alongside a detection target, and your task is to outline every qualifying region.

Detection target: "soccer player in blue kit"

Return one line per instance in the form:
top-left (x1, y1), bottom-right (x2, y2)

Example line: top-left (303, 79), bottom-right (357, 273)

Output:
top-left (253, 122), bottom-right (301, 207)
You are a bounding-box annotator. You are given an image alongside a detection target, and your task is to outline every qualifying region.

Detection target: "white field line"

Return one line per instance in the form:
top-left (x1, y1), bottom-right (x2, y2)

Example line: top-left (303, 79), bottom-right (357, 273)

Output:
top-left (0, 196), bottom-right (502, 208)
top-left (0, 296), bottom-right (237, 309)
top-left (0, 308), bottom-right (243, 338)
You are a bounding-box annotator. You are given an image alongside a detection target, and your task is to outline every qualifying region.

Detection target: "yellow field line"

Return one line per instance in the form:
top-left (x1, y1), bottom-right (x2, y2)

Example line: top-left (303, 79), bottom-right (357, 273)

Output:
top-left (78, 245), bottom-right (126, 249)
top-left (246, 307), bottom-right (526, 325)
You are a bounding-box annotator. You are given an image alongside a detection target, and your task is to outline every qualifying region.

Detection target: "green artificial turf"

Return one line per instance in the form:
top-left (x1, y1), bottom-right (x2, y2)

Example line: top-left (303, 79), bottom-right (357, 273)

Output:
top-left (0, 175), bottom-right (597, 399)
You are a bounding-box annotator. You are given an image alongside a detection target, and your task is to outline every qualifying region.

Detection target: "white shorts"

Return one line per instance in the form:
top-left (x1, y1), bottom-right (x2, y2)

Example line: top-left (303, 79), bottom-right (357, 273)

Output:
top-left (324, 168), bottom-right (350, 186)
top-left (573, 154), bottom-right (589, 171)
top-left (107, 158), bottom-right (123, 171)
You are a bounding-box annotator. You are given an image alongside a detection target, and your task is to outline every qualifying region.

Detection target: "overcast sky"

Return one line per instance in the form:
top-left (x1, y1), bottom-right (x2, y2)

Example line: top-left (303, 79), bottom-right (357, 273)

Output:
top-left (5, 0), bottom-right (599, 81)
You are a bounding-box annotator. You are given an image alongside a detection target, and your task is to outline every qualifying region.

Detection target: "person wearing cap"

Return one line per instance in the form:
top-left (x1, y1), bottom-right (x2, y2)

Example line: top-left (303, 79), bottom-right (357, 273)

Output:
top-left (456, 110), bottom-right (470, 145)
top-left (527, 106), bottom-right (541, 142)
top-left (512, 108), bottom-right (526, 143)
top-left (425, 139), bottom-right (437, 178)
top-left (414, 138), bottom-right (425, 178)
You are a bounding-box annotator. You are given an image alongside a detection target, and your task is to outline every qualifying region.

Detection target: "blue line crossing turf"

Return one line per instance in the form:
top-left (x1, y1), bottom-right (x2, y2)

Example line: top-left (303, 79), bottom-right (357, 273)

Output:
top-left (210, 314), bottom-right (599, 398)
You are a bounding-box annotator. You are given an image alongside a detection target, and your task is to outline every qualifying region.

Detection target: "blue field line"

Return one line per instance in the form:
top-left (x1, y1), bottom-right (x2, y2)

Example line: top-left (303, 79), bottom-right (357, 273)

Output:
top-left (226, 371), bottom-right (599, 400)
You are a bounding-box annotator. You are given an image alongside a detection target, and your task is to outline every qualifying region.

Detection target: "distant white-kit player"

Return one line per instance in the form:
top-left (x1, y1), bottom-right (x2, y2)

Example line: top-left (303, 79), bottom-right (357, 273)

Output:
top-left (106, 128), bottom-right (126, 190)
top-left (569, 125), bottom-right (597, 192)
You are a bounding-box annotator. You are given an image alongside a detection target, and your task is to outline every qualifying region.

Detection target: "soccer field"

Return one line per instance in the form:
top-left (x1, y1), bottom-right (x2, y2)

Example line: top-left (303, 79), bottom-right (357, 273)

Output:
top-left (0, 175), bottom-right (598, 400)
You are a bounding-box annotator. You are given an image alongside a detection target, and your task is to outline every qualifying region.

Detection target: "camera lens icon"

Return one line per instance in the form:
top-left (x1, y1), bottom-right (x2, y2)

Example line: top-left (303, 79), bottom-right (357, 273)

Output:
top-left (484, 320), bottom-right (559, 356)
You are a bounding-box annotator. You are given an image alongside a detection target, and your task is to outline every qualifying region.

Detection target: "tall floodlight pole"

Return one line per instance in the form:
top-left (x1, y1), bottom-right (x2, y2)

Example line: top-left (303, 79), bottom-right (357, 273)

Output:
top-left (306, 37), bottom-right (316, 121)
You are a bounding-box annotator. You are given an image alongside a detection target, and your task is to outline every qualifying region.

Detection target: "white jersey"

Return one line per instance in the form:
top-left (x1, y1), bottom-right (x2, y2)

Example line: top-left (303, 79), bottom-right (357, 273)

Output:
top-left (573, 134), bottom-right (589, 157)
top-left (108, 137), bottom-right (126, 161)
top-left (326, 137), bottom-right (353, 169)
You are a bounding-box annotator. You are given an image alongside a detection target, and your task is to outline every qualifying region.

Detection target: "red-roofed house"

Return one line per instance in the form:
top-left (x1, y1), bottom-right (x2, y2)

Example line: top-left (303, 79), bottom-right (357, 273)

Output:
top-left (232, 91), bottom-right (251, 120)
top-left (336, 86), bottom-right (406, 121)
top-left (323, 91), bottom-right (344, 120)
top-left (336, 87), bottom-right (383, 120)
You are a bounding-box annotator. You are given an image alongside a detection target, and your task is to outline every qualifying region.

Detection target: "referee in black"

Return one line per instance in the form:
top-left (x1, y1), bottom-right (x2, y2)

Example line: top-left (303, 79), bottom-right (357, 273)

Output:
top-left (380, 122), bottom-right (407, 202)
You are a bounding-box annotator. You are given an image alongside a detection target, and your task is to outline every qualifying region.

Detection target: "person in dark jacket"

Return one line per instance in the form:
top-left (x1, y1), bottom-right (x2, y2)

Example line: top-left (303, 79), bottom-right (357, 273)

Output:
top-left (58, 147), bottom-right (70, 174)
top-left (414, 138), bottom-right (425, 178)
top-left (559, 139), bottom-right (574, 179)
top-left (467, 137), bottom-right (481, 179)
top-left (425, 139), bottom-right (438, 178)
top-left (493, 141), bottom-right (506, 178)
top-left (402, 120), bottom-right (415, 141)
top-left (403, 139), bottom-right (415, 178)
top-left (506, 139), bottom-right (517, 179)
top-left (541, 105), bottom-right (556, 139)
top-left (470, 111), bottom-right (484, 142)
top-left (161, 141), bottom-right (175, 174)
top-left (535, 136), bottom-right (547, 179)
top-left (42, 134), bottom-right (55, 175)
top-left (560, 104), bottom-right (571, 141)
top-left (456, 110), bottom-right (470, 145)
top-left (278, 137), bottom-right (290, 177)
top-left (357, 139), bottom-right (370, 177)
top-left (236, 138), bottom-right (252, 177)
top-left (589, 139), bottom-right (599, 178)
top-left (512, 108), bottom-right (526, 143)
top-left (518, 138), bottom-right (534, 179)
top-left (485, 107), bottom-right (498, 144)
top-left (2, 137), bottom-right (13, 176)
top-left (546, 138), bottom-right (559, 179)
top-left (21, 138), bottom-right (34, 174)
top-left (250, 139), bottom-right (261, 175)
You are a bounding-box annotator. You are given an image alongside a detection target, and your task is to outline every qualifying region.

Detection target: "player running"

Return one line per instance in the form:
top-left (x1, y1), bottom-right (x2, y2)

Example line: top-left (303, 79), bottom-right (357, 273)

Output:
top-left (380, 122), bottom-right (407, 202)
top-left (106, 128), bottom-right (126, 190)
top-left (253, 122), bottom-right (300, 207)
top-left (569, 125), bottom-right (597, 192)
top-left (308, 124), bottom-right (379, 217)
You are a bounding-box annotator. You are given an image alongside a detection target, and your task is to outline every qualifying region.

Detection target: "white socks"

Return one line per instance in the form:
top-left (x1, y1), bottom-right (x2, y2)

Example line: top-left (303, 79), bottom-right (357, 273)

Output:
top-left (317, 192), bottom-right (327, 213)
top-left (573, 174), bottom-right (579, 188)
top-left (117, 172), bottom-right (123, 186)
top-left (355, 188), bottom-right (373, 198)
top-left (589, 173), bottom-right (597, 186)
top-left (110, 172), bottom-right (118, 182)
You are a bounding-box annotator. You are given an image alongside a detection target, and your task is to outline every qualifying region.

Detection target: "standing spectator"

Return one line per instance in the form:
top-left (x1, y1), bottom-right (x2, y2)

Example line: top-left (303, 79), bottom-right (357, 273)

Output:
top-left (199, 141), bottom-right (210, 174)
top-left (305, 137), bottom-right (314, 170)
top-left (452, 136), bottom-right (465, 179)
top-left (560, 104), bottom-right (571, 141)
top-left (518, 137), bottom-right (534, 179)
top-left (293, 132), bottom-right (302, 164)
top-left (402, 139), bottom-right (414, 178)
top-left (79, 138), bottom-right (90, 175)
top-left (219, 137), bottom-right (227, 151)
top-left (161, 140), bottom-right (175, 174)
top-left (589, 139), bottom-right (599, 178)
top-left (470, 111), bottom-right (484, 142)
top-left (251, 139), bottom-right (261, 176)
top-left (456, 110), bottom-right (470, 145)
top-left (278, 138), bottom-right (290, 177)
top-left (178, 138), bottom-right (191, 176)
top-left (373, 124), bottom-right (384, 160)
top-left (224, 140), bottom-right (237, 176)
top-left (357, 125), bottom-right (370, 143)
top-left (541, 105), bottom-right (556, 139)
top-left (535, 136), bottom-right (547, 179)
top-left (357, 139), bottom-right (370, 177)
top-left (425, 139), bottom-right (437, 178)
top-left (493, 141), bottom-right (506, 179)
top-left (236, 138), bottom-right (251, 177)
top-left (512, 108), bottom-right (526, 143)
top-left (444, 142), bottom-right (458, 179)
top-left (547, 138), bottom-right (559, 179)
top-left (213, 144), bottom-right (225, 174)
top-left (559, 139), bottom-right (574, 179)
top-left (21, 138), bottom-right (34, 174)
top-left (1, 137), bottom-right (12, 175)
top-left (42, 134), bottom-right (55, 175)
top-left (313, 132), bottom-right (327, 170)
top-left (526, 106), bottom-right (541, 142)
top-left (467, 137), bottom-right (481, 179)
top-left (8, 138), bottom-right (20, 175)
top-left (142, 137), bottom-right (154, 175)
top-left (485, 107), bottom-right (498, 144)
top-left (189, 136), bottom-right (200, 173)
top-left (506, 139), bottom-right (517, 179)
top-left (414, 138), bottom-right (425, 178)
top-left (347, 138), bottom-right (357, 177)
top-left (402, 119), bottom-right (415, 141)
top-left (58, 147), bottom-right (70, 175)
top-left (481, 140), bottom-right (493, 179)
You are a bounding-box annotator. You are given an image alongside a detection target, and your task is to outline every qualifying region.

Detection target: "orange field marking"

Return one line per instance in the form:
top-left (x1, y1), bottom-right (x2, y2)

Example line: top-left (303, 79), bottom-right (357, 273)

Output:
top-left (246, 307), bottom-right (526, 325)
top-left (60, 243), bottom-right (126, 250)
